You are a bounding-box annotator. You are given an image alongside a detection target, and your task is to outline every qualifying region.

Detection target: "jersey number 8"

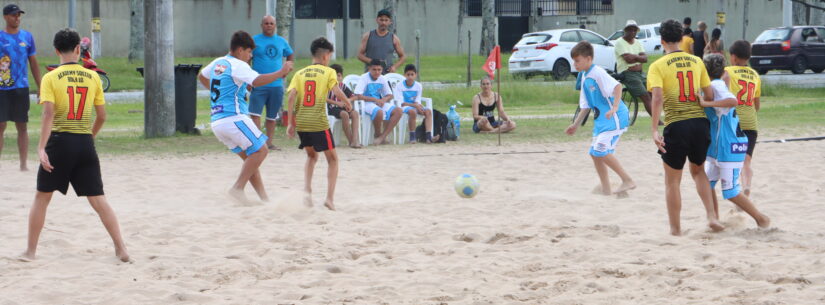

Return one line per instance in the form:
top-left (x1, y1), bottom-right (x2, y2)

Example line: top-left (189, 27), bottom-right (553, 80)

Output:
top-left (303, 80), bottom-right (316, 107)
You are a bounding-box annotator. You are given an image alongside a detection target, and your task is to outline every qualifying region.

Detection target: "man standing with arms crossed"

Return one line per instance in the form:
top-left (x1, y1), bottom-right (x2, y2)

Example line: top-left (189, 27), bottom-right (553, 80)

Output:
top-left (0, 4), bottom-right (41, 171)
top-left (250, 15), bottom-right (294, 150)
top-left (358, 9), bottom-right (406, 74)
top-left (614, 20), bottom-right (659, 125)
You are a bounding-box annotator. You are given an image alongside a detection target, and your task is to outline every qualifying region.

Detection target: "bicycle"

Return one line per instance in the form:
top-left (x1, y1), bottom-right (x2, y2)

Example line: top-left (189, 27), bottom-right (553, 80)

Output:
top-left (571, 72), bottom-right (639, 127)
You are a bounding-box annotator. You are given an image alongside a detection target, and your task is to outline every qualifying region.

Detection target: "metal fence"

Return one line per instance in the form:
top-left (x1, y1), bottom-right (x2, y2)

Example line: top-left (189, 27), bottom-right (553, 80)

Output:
top-left (463, 0), bottom-right (614, 17)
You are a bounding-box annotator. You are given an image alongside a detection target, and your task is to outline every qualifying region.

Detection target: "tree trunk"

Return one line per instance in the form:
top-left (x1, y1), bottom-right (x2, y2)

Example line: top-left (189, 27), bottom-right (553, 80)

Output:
top-left (480, 0), bottom-right (495, 55)
top-left (129, 0), bottom-right (144, 63)
top-left (276, 0), bottom-right (293, 40)
top-left (383, 0), bottom-right (397, 34)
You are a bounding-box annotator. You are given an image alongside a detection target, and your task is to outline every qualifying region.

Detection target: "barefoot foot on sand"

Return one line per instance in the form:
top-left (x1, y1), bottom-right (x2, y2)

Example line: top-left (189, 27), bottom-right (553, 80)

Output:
top-left (614, 181), bottom-right (637, 194)
top-left (708, 219), bottom-right (725, 232)
top-left (228, 188), bottom-right (249, 205)
top-left (116, 248), bottom-right (130, 262)
top-left (757, 215), bottom-right (771, 229)
top-left (591, 185), bottom-right (611, 196)
top-left (324, 200), bottom-right (336, 211)
top-left (17, 252), bottom-right (35, 262)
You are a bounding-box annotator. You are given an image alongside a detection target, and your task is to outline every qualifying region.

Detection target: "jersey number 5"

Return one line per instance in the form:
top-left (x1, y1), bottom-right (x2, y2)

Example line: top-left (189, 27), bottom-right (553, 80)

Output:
top-left (66, 86), bottom-right (89, 120)
top-left (736, 80), bottom-right (756, 106)
top-left (676, 71), bottom-right (697, 102)
top-left (210, 79), bottom-right (220, 102)
top-left (303, 80), bottom-right (316, 107)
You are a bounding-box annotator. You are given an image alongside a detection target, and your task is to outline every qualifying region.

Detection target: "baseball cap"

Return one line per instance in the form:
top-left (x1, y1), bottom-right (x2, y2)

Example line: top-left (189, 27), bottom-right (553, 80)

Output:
top-left (377, 9), bottom-right (392, 19)
top-left (624, 20), bottom-right (639, 31)
top-left (3, 4), bottom-right (24, 15)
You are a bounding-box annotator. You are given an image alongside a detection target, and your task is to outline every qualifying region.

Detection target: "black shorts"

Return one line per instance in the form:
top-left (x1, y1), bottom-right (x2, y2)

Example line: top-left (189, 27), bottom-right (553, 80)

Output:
top-left (0, 88), bottom-right (30, 123)
top-left (743, 130), bottom-right (757, 157)
top-left (659, 118), bottom-right (711, 170)
top-left (37, 132), bottom-right (104, 196)
top-left (297, 129), bottom-right (335, 152)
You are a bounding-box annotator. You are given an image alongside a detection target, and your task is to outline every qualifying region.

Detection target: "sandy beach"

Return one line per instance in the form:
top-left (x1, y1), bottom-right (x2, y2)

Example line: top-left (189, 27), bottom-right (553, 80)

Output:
top-left (1, 138), bottom-right (824, 304)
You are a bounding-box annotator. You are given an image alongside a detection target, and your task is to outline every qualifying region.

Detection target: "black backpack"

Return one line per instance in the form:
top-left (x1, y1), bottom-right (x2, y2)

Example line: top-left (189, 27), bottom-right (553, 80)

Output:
top-left (416, 109), bottom-right (449, 143)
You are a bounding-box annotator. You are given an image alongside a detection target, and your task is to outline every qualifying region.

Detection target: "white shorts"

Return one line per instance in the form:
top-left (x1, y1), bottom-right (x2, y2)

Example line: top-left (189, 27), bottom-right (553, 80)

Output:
top-left (211, 115), bottom-right (268, 155)
top-left (363, 102), bottom-right (396, 121)
top-left (401, 105), bottom-right (432, 114)
top-left (589, 128), bottom-right (626, 157)
top-left (705, 157), bottom-right (743, 199)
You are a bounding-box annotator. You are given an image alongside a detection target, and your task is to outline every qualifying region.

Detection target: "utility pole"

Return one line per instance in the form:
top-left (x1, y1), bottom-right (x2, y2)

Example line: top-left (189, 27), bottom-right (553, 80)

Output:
top-left (742, 0), bottom-right (749, 39)
top-left (129, 0), bottom-right (144, 63)
top-left (91, 0), bottom-right (101, 58)
top-left (783, 0), bottom-right (793, 26)
top-left (327, 19), bottom-right (336, 60)
top-left (144, 0), bottom-right (176, 137)
top-left (266, 0), bottom-right (276, 15)
top-left (343, 0), bottom-right (349, 59)
top-left (68, 0), bottom-right (76, 28)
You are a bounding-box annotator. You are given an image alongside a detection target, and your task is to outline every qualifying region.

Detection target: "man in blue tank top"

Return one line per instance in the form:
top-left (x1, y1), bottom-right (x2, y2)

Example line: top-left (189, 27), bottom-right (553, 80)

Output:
top-left (357, 9), bottom-right (406, 74)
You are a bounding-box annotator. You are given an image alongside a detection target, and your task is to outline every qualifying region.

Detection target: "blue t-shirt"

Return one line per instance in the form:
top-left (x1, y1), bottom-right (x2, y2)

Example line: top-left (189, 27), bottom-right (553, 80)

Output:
top-left (578, 64), bottom-right (629, 136)
top-left (251, 34), bottom-right (293, 88)
top-left (201, 55), bottom-right (261, 122)
top-left (706, 79), bottom-right (749, 163)
top-left (0, 30), bottom-right (36, 90)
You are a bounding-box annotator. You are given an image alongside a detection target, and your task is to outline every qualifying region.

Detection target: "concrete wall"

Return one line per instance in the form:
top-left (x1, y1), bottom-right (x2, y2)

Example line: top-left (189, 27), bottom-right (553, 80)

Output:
top-left (533, 0), bottom-right (785, 47)
top-left (5, 0), bottom-right (805, 58)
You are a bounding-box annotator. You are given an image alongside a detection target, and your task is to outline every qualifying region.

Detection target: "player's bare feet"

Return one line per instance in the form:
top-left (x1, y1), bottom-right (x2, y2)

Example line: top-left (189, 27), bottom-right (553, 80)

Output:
top-left (20, 165), bottom-right (28, 171)
top-left (17, 251), bottom-right (35, 262)
top-left (228, 188), bottom-right (249, 204)
top-left (708, 219), bottom-right (725, 232)
top-left (591, 185), bottom-right (611, 196)
top-left (303, 192), bottom-right (313, 208)
top-left (756, 214), bottom-right (771, 229)
top-left (324, 199), bottom-right (336, 211)
top-left (670, 228), bottom-right (681, 236)
top-left (115, 247), bottom-right (130, 262)
top-left (349, 143), bottom-right (363, 149)
top-left (613, 180), bottom-right (637, 194)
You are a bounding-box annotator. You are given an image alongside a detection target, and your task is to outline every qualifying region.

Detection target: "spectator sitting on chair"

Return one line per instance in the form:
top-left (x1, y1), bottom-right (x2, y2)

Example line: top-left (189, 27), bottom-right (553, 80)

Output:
top-left (472, 76), bottom-right (516, 133)
top-left (326, 64), bottom-right (362, 148)
top-left (354, 59), bottom-right (402, 144)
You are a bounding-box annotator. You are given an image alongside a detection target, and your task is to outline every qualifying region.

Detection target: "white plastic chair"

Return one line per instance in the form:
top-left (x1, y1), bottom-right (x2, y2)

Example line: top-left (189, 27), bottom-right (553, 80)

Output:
top-left (343, 74), bottom-right (374, 147)
top-left (384, 73), bottom-right (408, 144)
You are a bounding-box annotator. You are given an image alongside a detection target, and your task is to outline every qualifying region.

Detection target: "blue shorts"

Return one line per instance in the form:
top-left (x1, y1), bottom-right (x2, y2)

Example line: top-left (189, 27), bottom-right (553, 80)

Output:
top-left (472, 119), bottom-right (501, 133)
top-left (249, 86), bottom-right (284, 120)
top-left (706, 157), bottom-right (743, 199)
top-left (589, 128), bottom-right (625, 157)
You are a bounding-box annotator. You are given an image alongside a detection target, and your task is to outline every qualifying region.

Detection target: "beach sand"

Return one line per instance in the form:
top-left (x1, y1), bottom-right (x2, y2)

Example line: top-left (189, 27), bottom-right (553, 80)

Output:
top-left (1, 139), bottom-right (824, 304)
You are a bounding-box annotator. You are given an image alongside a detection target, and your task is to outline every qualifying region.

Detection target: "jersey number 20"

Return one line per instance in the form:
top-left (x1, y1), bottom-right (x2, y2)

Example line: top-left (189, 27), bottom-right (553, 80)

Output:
top-left (66, 86), bottom-right (89, 120)
top-left (736, 80), bottom-right (756, 106)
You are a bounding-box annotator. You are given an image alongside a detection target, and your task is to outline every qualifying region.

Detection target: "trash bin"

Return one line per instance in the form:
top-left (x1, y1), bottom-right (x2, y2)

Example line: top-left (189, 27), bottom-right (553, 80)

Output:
top-left (136, 64), bottom-right (203, 134)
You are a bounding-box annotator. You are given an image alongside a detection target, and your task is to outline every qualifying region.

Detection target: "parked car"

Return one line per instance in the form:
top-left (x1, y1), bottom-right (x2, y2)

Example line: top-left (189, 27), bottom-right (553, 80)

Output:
top-left (607, 23), bottom-right (662, 54)
top-left (750, 26), bottom-right (825, 74)
top-left (508, 29), bottom-right (616, 80)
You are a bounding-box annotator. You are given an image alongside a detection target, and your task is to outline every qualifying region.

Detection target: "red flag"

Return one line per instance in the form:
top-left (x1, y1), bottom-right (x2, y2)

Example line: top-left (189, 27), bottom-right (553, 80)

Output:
top-left (482, 45), bottom-right (501, 80)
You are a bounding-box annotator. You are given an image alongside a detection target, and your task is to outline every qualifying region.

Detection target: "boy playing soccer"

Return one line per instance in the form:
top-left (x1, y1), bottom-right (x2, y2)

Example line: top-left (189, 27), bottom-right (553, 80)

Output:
top-left (394, 64), bottom-right (433, 143)
top-left (565, 41), bottom-right (635, 196)
top-left (22, 29), bottom-right (128, 262)
top-left (286, 37), bottom-right (350, 211)
top-left (725, 40), bottom-right (761, 197)
top-left (326, 64), bottom-right (362, 148)
top-left (648, 19), bottom-right (722, 235)
top-left (700, 54), bottom-right (770, 229)
top-left (354, 59), bottom-right (402, 145)
top-left (198, 31), bottom-right (293, 203)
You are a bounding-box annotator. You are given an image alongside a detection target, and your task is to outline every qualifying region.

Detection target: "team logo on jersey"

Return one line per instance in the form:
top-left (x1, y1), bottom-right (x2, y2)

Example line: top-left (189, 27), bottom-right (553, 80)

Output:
top-left (265, 45), bottom-right (278, 58)
top-left (211, 105), bottom-right (224, 115)
top-left (18, 42), bottom-right (26, 47)
top-left (213, 64), bottom-right (227, 76)
top-left (730, 142), bottom-right (748, 154)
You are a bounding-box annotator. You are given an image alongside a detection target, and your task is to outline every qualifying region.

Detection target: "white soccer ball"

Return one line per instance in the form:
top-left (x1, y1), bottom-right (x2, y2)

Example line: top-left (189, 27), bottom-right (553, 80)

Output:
top-left (454, 174), bottom-right (480, 199)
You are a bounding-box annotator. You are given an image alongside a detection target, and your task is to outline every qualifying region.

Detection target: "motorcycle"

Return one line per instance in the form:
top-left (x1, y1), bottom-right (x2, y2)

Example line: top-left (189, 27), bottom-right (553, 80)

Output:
top-left (45, 37), bottom-right (110, 92)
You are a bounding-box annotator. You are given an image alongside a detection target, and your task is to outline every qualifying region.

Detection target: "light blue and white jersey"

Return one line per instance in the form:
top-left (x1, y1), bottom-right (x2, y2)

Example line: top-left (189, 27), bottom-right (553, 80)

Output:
top-left (578, 64), bottom-right (629, 136)
top-left (393, 80), bottom-right (422, 105)
top-left (201, 55), bottom-right (260, 122)
top-left (354, 72), bottom-right (392, 101)
top-left (706, 79), bottom-right (748, 164)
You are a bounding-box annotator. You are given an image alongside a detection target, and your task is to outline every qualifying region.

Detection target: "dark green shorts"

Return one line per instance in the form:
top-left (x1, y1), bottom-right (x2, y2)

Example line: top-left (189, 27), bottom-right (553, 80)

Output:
top-left (620, 70), bottom-right (647, 98)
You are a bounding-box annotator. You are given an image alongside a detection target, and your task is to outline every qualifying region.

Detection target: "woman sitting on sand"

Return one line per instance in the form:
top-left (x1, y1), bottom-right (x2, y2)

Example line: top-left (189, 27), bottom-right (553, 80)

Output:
top-left (471, 76), bottom-right (516, 133)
